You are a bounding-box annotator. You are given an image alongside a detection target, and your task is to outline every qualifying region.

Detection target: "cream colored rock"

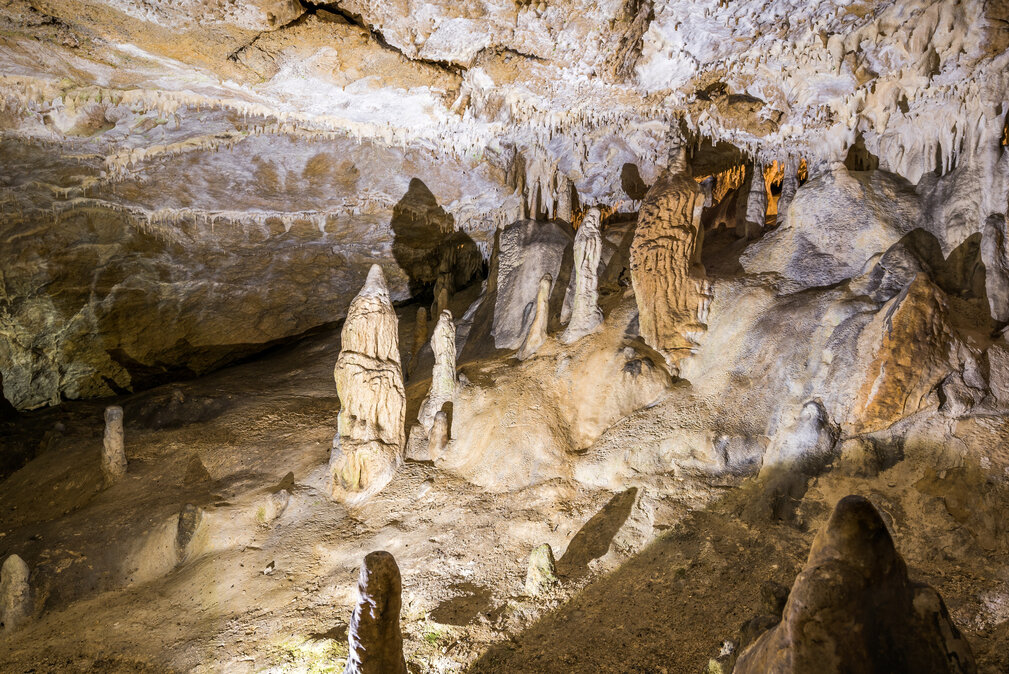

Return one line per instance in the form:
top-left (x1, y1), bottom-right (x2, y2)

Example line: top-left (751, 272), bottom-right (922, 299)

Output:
top-left (629, 149), bottom-right (711, 369)
top-left (102, 405), bottom-right (127, 487)
top-left (0, 554), bottom-right (32, 633)
top-left (525, 543), bottom-right (559, 596)
top-left (428, 410), bottom-right (450, 461)
top-left (330, 265), bottom-right (406, 503)
top-left (518, 274), bottom-right (553, 360)
top-left (417, 310), bottom-right (457, 434)
top-left (776, 156), bottom-right (799, 227)
top-left (743, 162), bottom-right (768, 238)
top-left (561, 208), bottom-right (604, 345)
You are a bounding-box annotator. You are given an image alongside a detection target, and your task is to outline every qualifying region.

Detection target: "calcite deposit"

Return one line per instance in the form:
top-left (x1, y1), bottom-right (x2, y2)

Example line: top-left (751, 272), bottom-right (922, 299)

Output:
top-left (2, 0), bottom-right (1009, 672)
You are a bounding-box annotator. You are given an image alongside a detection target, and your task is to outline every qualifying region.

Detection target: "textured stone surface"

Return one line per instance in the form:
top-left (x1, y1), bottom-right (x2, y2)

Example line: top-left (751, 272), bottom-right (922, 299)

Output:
top-left (735, 495), bottom-right (976, 673)
top-left (525, 544), bottom-right (559, 596)
top-left (560, 208), bottom-right (604, 345)
top-left (417, 310), bottom-right (457, 434)
top-left (101, 405), bottom-right (126, 487)
top-left (330, 266), bottom-right (406, 503)
top-left (0, 554), bottom-right (32, 633)
top-left (517, 274), bottom-right (552, 361)
top-left (630, 153), bottom-right (710, 368)
top-left (345, 551), bottom-right (407, 674)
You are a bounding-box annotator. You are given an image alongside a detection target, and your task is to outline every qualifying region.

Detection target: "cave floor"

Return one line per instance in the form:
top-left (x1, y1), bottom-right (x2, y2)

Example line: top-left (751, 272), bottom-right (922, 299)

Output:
top-left (1, 296), bottom-right (1009, 673)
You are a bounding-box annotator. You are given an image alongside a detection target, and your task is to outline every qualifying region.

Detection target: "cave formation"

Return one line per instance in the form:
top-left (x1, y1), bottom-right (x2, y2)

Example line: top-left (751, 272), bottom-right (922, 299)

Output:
top-left (1, 0), bottom-right (1008, 672)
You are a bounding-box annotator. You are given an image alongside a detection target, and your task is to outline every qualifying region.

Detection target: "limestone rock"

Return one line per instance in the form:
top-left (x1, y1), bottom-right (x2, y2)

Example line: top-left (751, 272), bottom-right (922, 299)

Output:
top-left (330, 265), bottom-right (406, 503)
top-left (518, 274), bottom-right (552, 360)
top-left (492, 220), bottom-right (573, 350)
top-left (525, 544), bottom-right (559, 596)
top-left (734, 495), bottom-right (976, 673)
top-left (743, 162), bottom-right (768, 238)
top-left (102, 405), bottom-right (127, 487)
top-left (629, 151), bottom-right (711, 368)
top-left (417, 310), bottom-right (457, 434)
top-left (344, 551), bottom-right (407, 674)
top-left (776, 156), bottom-right (799, 227)
top-left (560, 208), bottom-right (604, 345)
top-left (428, 410), bottom-right (450, 461)
top-left (760, 401), bottom-right (838, 476)
top-left (0, 554), bottom-right (32, 633)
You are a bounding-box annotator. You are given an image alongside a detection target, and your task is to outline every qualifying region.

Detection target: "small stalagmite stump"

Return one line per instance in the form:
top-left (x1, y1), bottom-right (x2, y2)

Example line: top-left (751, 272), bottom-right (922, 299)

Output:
top-left (518, 273), bottom-right (552, 360)
top-left (428, 409), bottom-right (449, 461)
top-left (525, 543), bottom-right (559, 596)
top-left (417, 310), bottom-right (457, 434)
top-left (0, 554), bottom-right (32, 632)
top-left (102, 405), bottom-right (126, 486)
top-left (344, 551), bottom-right (407, 674)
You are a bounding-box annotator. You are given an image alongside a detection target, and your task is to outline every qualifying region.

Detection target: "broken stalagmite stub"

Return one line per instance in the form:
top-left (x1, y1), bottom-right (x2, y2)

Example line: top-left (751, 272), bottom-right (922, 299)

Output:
top-left (102, 405), bottom-right (127, 487)
top-left (344, 551), bottom-right (407, 674)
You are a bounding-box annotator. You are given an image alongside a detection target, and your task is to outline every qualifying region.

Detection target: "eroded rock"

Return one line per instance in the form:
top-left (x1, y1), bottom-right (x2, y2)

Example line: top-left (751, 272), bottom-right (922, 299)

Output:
top-left (428, 410), bottom-right (450, 461)
top-left (0, 554), bottom-right (32, 633)
top-left (344, 551), bottom-right (407, 674)
top-left (417, 310), bottom-right (457, 435)
top-left (331, 266), bottom-right (406, 503)
top-left (518, 274), bottom-right (552, 360)
top-left (102, 405), bottom-right (127, 487)
top-left (630, 149), bottom-right (711, 369)
top-left (735, 495), bottom-right (976, 673)
top-left (561, 208), bottom-right (604, 344)
top-left (525, 543), bottom-right (559, 596)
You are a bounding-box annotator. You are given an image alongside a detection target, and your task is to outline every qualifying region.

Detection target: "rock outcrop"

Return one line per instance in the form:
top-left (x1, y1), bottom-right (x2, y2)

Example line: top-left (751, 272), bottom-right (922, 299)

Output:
top-left (561, 208), bottom-right (604, 344)
top-left (417, 310), bottom-right (457, 435)
top-left (330, 266), bottom-right (406, 503)
top-left (0, 554), bottom-right (32, 633)
top-left (344, 551), bottom-right (407, 674)
top-left (735, 495), bottom-right (976, 673)
top-left (630, 149), bottom-right (711, 369)
top-left (525, 544), bottom-right (559, 596)
top-left (102, 405), bottom-right (127, 487)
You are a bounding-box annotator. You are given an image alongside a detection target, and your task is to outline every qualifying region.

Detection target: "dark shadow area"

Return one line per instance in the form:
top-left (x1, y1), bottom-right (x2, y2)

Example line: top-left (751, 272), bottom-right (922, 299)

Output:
top-left (895, 229), bottom-right (987, 302)
top-left (556, 488), bottom-right (637, 578)
top-left (391, 178), bottom-right (484, 297)
top-left (844, 134), bottom-right (880, 172)
top-left (429, 582), bottom-right (493, 626)
top-left (621, 162), bottom-right (649, 201)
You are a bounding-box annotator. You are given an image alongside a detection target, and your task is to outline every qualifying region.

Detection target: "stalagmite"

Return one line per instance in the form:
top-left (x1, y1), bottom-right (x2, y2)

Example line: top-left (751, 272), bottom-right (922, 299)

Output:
top-left (417, 310), bottom-right (456, 434)
top-left (428, 410), bottom-right (449, 461)
top-left (629, 146), bottom-right (711, 370)
top-left (407, 306), bottom-right (428, 378)
top-left (102, 405), bottom-right (126, 487)
top-left (330, 265), bottom-right (407, 503)
top-left (344, 551), bottom-right (407, 674)
top-left (525, 543), bottom-right (559, 596)
top-left (777, 156), bottom-right (799, 227)
top-left (735, 496), bottom-right (976, 673)
top-left (0, 554), bottom-right (32, 632)
top-left (518, 274), bottom-right (552, 360)
top-left (743, 162), bottom-right (768, 238)
top-left (561, 208), bottom-right (604, 344)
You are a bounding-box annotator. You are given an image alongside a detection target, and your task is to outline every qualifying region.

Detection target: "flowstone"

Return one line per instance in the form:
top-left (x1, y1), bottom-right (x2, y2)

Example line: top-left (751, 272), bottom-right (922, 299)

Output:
top-left (629, 148), bottom-right (711, 369)
top-left (330, 265), bottom-right (406, 503)
top-left (344, 551), bottom-right (407, 674)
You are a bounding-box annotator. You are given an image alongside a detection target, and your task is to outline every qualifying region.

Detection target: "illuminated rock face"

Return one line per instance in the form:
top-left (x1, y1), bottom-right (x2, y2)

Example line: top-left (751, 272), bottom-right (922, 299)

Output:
top-left (0, 554), bottom-right (32, 633)
top-left (330, 266), bottom-right (406, 503)
top-left (345, 551), bottom-right (407, 674)
top-left (417, 310), bottom-right (457, 435)
top-left (517, 274), bottom-right (553, 361)
top-left (561, 208), bottom-right (604, 345)
top-left (101, 405), bottom-right (127, 487)
top-left (735, 496), bottom-right (976, 674)
top-left (630, 153), bottom-right (710, 369)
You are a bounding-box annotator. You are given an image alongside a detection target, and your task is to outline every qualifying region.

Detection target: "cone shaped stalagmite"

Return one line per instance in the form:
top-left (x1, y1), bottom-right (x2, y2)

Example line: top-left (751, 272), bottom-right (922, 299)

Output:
top-left (330, 265), bottom-right (406, 503)
top-left (518, 273), bottom-right (552, 360)
top-left (735, 495), bottom-right (976, 673)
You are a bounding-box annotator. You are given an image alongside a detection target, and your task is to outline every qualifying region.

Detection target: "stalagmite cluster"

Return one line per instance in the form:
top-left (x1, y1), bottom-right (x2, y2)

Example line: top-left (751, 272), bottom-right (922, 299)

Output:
top-left (330, 265), bottom-right (406, 503)
top-left (344, 551), bottom-right (407, 674)
top-left (630, 148), bottom-right (711, 369)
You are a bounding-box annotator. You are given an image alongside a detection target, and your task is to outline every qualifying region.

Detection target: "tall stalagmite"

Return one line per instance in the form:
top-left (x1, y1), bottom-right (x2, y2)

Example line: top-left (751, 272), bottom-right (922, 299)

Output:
top-left (561, 208), bottom-right (604, 344)
top-left (344, 551), bottom-right (407, 674)
top-left (629, 147), bottom-right (711, 369)
top-left (330, 265), bottom-right (406, 503)
top-left (777, 156), bottom-right (799, 226)
top-left (417, 310), bottom-right (457, 434)
top-left (518, 274), bottom-right (553, 360)
top-left (744, 162), bottom-right (768, 238)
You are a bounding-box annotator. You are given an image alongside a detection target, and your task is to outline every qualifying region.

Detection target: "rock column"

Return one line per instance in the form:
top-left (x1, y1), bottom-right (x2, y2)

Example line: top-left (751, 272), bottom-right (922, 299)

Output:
top-left (102, 405), bottom-right (126, 486)
top-left (743, 162), bottom-right (768, 238)
top-left (777, 156), bottom-right (799, 226)
top-left (561, 208), bottom-right (604, 344)
top-left (518, 274), bottom-right (552, 360)
top-left (418, 310), bottom-right (457, 434)
top-left (0, 554), bottom-right (32, 632)
top-left (344, 551), bottom-right (407, 674)
top-left (330, 265), bottom-right (407, 503)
